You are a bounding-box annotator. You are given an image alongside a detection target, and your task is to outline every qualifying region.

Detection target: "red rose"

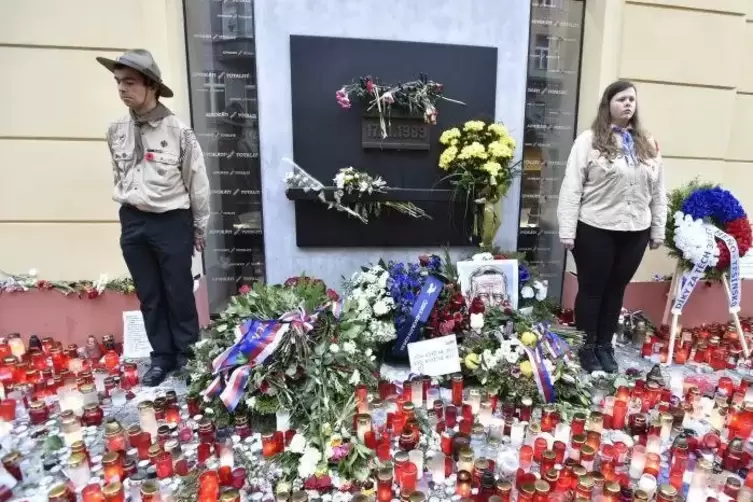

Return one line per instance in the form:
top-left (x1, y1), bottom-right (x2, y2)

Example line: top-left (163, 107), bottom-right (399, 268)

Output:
top-left (450, 294), bottom-right (465, 309)
top-left (284, 277), bottom-right (299, 287)
top-left (316, 475), bottom-right (333, 490)
top-left (144, 152), bottom-right (155, 161)
top-left (469, 297), bottom-right (485, 314)
top-left (439, 320), bottom-right (455, 335)
top-left (86, 289), bottom-right (99, 299)
top-left (238, 284), bottom-right (250, 295)
top-left (303, 477), bottom-right (318, 490)
top-left (418, 254), bottom-right (431, 266)
top-left (258, 381), bottom-right (270, 394)
top-left (494, 254), bottom-right (507, 260)
top-left (365, 79), bottom-right (375, 94)
top-left (326, 288), bottom-right (340, 301)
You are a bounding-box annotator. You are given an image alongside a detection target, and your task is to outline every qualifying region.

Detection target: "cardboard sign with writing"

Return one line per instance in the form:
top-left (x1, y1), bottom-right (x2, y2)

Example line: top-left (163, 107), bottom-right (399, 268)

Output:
top-left (407, 335), bottom-right (461, 377)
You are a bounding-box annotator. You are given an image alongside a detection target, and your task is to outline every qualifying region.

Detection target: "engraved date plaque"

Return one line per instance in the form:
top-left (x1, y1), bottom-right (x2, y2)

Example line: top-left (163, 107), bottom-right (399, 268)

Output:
top-left (361, 116), bottom-right (431, 150)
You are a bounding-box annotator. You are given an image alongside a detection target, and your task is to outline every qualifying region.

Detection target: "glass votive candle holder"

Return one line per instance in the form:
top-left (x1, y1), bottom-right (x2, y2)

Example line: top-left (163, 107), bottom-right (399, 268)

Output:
top-left (643, 452), bottom-right (661, 477)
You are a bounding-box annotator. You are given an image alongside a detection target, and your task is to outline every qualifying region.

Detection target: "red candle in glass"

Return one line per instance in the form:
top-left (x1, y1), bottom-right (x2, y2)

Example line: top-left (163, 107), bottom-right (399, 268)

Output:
top-left (445, 405), bottom-right (457, 428)
top-left (355, 384), bottom-right (368, 413)
top-left (187, 395), bottom-right (201, 416)
top-left (261, 433), bottom-right (277, 457)
top-left (104, 351), bottom-right (119, 373)
top-left (612, 400), bottom-right (627, 430)
top-left (231, 467), bottom-right (246, 490)
top-left (402, 380), bottom-right (412, 402)
top-left (218, 465), bottom-right (233, 486)
top-left (377, 468), bottom-right (393, 502)
top-left (571, 413), bottom-right (586, 436)
top-left (0, 400), bottom-right (16, 422)
top-left (154, 452), bottom-right (174, 479)
top-left (519, 445), bottom-right (533, 468)
top-left (164, 405), bottom-right (180, 425)
top-left (400, 462), bottom-right (417, 492)
top-left (197, 442), bottom-right (212, 463)
top-left (451, 375), bottom-right (463, 407)
top-left (137, 432), bottom-right (152, 461)
top-left (82, 483), bottom-right (105, 502)
top-left (198, 470), bottom-right (220, 502)
top-left (102, 452), bottom-right (123, 483)
top-left (28, 400), bottom-right (48, 425)
top-left (553, 441), bottom-right (566, 464)
top-left (121, 362), bottom-right (139, 389)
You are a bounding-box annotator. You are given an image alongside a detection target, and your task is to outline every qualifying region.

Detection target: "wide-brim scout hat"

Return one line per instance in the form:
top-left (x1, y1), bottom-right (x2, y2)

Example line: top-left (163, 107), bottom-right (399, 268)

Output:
top-left (96, 49), bottom-right (174, 98)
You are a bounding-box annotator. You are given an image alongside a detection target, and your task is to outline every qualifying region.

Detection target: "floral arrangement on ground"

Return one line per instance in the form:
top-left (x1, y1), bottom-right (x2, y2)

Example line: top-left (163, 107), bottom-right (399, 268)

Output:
top-left (456, 306), bottom-right (592, 409)
top-left (187, 276), bottom-right (381, 485)
top-left (0, 269), bottom-right (135, 298)
top-left (667, 179), bottom-right (752, 279)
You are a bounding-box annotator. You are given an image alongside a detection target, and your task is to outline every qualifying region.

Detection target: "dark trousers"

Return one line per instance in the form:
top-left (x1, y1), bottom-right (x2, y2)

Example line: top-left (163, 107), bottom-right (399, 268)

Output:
top-left (119, 205), bottom-right (199, 367)
top-left (572, 221), bottom-right (650, 345)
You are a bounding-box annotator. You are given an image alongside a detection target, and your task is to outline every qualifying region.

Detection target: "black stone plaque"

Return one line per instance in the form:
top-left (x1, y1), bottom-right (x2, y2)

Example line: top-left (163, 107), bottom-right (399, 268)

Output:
top-left (289, 35), bottom-right (498, 247)
top-left (361, 116), bottom-right (431, 150)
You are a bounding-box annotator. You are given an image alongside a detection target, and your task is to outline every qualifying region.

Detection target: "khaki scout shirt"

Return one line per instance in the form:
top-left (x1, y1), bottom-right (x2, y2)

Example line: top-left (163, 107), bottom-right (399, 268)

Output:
top-left (557, 129), bottom-right (667, 241)
top-left (107, 106), bottom-right (210, 237)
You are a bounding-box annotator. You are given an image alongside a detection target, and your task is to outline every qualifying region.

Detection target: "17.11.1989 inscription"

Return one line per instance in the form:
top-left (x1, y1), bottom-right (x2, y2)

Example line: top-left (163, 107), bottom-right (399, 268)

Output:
top-left (361, 117), bottom-right (431, 150)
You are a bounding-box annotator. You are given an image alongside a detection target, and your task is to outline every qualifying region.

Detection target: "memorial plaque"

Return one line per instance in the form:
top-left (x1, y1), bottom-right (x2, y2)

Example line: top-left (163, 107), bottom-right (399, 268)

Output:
top-left (289, 35), bottom-right (498, 247)
top-left (515, 0), bottom-right (585, 302)
top-left (361, 116), bottom-right (431, 150)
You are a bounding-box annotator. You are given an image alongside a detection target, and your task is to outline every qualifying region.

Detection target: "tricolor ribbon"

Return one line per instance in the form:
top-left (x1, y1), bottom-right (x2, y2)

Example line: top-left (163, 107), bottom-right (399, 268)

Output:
top-left (203, 300), bottom-right (343, 411)
top-left (520, 341), bottom-right (556, 404)
top-left (535, 322), bottom-right (572, 364)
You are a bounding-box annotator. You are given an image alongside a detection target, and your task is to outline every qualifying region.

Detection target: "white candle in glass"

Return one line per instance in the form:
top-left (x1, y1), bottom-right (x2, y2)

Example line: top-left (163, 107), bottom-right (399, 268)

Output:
top-left (111, 388), bottom-right (127, 407)
top-left (638, 473), bottom-right (657, 499)
top-left (411, 379), bottom-right (423, 408)
top-left (479, 401), bottom-right (492, 427)
top-left (670, 369), bottom-right (684, 398)
top-left (65, 455), bottom-right (91, 490)
top-left (276, 409), bottom-right (291, 433)
top-left (510, 420), bottom-right (526, 447)
top-left (356, 414), bottom-right (371, 442)
top-left (554, 422), bottom-right (571, 444)
top-left (468, 389), bottom-right (481, 415)
top-left (430, 453), bottom-right (445, 484)
top-left (645, 435), bottom-right (661, 454)
top-left (219, 439), bottom-right (234, 467)
top-left (93, 370), bottom-right (108, 393)
top-left (408, 450), bottom-right (424, 478)
top-left (7, 337), bottom-right (25, 359)
top-left (629, 445), bottom-right (646, 479)
top-left (426, 388), bottom-right (440, 410)
top-left (138, 401), bottom-right (159, 441)
top-left (602, 396), bottom-right (615, 417)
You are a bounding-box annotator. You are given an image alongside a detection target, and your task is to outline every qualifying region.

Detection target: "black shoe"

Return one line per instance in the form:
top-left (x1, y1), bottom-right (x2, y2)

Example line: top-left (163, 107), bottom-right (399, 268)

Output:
top-left (595, 344), bottom-right (619, 374)
top-left (578, 344), bottom-right (602, 373)
top-left (142, 365), bottom-right (170, 387)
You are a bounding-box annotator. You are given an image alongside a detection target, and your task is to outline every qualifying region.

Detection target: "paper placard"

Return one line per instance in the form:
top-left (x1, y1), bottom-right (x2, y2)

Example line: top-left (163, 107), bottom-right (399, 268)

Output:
top-left (122, 311), bottom-right (153, 359)
top-left (407, 335), bottom-right (461, 377)
top-left (740, 253), bottom-right (753, 280)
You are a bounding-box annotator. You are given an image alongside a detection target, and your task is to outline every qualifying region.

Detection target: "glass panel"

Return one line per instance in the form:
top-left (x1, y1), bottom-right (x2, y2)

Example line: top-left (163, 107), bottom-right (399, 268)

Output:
top-left (517, 0), bottom-right (585, 302)
top-left (183, 0), bottom-right (265, 315)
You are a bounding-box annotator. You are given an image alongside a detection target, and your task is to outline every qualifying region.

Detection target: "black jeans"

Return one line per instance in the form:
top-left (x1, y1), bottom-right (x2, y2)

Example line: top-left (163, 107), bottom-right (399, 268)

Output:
top-left (572, 221), bottom-right (650, 345)
top-left (119, 205), bottom-right (199, 368)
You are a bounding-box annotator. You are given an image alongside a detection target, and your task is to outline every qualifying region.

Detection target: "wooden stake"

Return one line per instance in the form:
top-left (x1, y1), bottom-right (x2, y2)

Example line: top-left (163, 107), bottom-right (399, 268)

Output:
top-left (662, 262), bottom-right (684, 327)
top-left (721, 273), bottom-right (750, 359)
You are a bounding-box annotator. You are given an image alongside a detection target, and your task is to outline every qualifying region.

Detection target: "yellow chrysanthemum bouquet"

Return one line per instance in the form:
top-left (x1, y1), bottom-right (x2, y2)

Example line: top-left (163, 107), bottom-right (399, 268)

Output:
top-left (438, 120), bottom-right (519, 248)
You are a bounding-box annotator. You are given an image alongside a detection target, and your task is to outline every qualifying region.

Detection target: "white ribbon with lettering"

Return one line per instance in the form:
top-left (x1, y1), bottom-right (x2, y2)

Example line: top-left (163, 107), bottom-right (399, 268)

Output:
top-left (672, 224), bottom-right (742, 314)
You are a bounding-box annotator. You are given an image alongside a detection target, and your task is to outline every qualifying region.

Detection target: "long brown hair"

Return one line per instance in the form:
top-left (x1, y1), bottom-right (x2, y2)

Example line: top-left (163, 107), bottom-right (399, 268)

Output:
top-left (591, 80), bottom-right (657, 162)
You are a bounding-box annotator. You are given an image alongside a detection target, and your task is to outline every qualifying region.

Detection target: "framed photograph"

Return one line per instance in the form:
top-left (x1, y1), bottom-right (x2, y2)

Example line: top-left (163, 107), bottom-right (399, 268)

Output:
top-left (457, 259), bottom-right (519, 310)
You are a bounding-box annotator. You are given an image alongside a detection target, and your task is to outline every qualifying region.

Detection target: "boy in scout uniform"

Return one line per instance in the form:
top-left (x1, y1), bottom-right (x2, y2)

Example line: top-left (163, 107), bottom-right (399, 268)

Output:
top-left (97, 49), bottom-right (210, 386)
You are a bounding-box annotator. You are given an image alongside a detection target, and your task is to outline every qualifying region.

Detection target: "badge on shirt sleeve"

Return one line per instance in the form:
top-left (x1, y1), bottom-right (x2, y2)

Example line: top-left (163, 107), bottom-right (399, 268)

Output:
top-left (161, 140), bottom-right (168, 148)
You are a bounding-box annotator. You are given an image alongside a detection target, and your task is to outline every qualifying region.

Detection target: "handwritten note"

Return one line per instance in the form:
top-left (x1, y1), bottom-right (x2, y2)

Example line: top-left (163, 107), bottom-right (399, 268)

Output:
top-left (407, 335), bottom-right (461, 377)
top-left (123, 311), bottom-right (153, 359)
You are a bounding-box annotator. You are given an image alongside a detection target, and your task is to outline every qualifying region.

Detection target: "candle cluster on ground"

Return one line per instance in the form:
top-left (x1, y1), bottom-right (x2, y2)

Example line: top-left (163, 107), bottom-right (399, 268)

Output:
top-left (2, 331), bottom-right (753, 502)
